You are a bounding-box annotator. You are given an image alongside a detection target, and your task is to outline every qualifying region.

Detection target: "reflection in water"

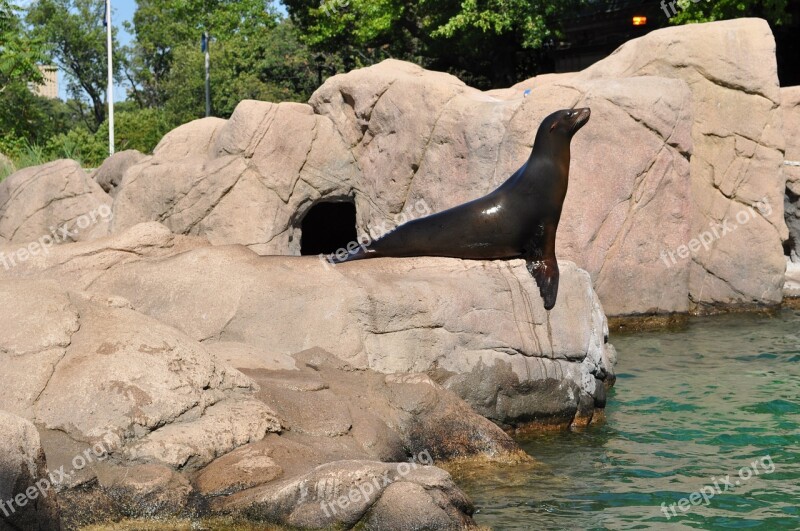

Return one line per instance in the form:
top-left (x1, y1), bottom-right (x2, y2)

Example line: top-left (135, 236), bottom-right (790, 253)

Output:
top-left (455, 310), bottom-right (800, 530)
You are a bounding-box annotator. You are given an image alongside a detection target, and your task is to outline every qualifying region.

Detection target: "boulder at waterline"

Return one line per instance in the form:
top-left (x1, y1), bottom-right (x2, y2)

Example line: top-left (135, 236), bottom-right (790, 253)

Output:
top-left (578, 18), bottom-right (787, 309)
top-left (0, 222), bottom-right (614, 429)
top-left (0, 225), bottom-right (542, 528)
top-left (0, 411), bottom-right (62, 531)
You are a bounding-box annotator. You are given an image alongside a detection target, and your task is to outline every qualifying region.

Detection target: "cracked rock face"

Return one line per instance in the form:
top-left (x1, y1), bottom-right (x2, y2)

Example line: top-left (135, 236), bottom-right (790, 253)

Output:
top-left (0, 160), bottom-right (112, 246)
top-left (0, 20), bottom-right (787, 315)
top-left (579, 18), bottom-right (787, 309)
top-left (109, 101), bottom-right (361, 256)
top-left (0, 223), bottom-right (615, 429)
top-left (0, 278), bottom-right (280, 470)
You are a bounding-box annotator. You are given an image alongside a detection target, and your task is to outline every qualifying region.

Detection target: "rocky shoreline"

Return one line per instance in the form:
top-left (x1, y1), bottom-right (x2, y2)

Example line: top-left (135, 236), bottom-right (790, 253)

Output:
top-left (1, 17), bottom-right (798, 531)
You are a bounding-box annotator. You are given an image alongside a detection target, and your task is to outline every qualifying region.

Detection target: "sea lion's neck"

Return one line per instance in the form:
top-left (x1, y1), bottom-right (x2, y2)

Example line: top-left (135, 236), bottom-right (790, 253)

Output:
top-left (527, 139), bottom-right (570, 181)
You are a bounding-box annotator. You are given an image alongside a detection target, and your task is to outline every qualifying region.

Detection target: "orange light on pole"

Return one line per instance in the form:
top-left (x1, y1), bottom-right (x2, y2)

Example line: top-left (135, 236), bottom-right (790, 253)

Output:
top-left (632, 15), bottom-right (647, 26)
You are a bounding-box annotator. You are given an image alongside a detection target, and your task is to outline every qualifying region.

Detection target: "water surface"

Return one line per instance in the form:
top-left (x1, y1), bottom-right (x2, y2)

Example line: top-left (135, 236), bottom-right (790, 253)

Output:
top-left (457, 310), bottom-right (800, 530)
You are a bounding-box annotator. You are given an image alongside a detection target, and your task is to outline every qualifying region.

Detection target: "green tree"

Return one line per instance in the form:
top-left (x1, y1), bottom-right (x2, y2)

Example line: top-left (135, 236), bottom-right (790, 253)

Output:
top-left (160, 19), bottom-right (317, 123)
top-left (0, 1), bottom-right (77, 153)
top-left (99, 106), bottom-right (171, 153)
top-left (670, 0), bottom-right (793, 25)
top-left (0, 0), bottom-right (43, 91)
top-left (26, 0), bottom-right (123, 130)
top-left (283, 0), bottom-right (585, 88)
top-left (126, 0), bottom-right (283, 108)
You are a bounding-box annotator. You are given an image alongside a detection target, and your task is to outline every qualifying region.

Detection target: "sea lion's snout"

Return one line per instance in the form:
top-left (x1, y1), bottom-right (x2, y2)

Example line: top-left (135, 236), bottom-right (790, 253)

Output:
top-left (570, 107), bottom-right (591, 133)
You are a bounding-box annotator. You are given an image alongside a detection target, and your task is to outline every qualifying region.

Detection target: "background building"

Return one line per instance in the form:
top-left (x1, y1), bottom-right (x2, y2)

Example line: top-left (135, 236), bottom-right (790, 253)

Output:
top-left (31, 65), bottom-right (59, 99)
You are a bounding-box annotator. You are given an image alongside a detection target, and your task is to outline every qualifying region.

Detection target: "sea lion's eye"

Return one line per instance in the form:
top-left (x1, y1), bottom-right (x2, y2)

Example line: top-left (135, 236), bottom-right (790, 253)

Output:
top-left (566, 111), bottom-right (573, 117)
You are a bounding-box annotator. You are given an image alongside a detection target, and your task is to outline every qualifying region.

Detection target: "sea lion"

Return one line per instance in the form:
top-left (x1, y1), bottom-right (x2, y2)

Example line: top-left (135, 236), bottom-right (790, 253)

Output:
top-left (337, 107), bottom-right (591, 310)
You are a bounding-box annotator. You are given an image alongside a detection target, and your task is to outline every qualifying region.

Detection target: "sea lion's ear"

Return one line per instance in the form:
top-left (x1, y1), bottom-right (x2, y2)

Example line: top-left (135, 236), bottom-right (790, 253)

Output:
top-left (550, 120), bottom-right (558, 132)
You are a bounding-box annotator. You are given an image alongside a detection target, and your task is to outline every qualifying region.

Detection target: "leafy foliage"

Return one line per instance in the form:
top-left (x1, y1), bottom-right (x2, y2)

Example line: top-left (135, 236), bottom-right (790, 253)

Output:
top-left (0, 0), bottom-right (44, 89)
top-left (26, 0), bottom-right (123, 129)
top-left (283, 0), bottom-right (586, 87)
top-left (160, 19), bottom-right (317, 123)
top-left (670, 0), bottom-right (793, 25)
top-left (126, 0), bottom-right (285, 108)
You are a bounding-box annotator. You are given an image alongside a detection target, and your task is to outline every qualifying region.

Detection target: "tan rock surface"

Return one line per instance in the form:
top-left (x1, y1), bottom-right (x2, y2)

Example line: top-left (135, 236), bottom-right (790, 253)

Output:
top-left (578, 18), bottom-right (787, 307)
top-left (91, 149), bottom-right (148, 196)
top-left (0, 160), bottom-right (112, 246)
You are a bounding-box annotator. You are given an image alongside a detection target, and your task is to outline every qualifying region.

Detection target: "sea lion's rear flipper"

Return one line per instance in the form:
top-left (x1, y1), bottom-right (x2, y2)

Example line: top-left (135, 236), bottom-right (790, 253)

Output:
top-left (526, 259), bottom-right (560, 311)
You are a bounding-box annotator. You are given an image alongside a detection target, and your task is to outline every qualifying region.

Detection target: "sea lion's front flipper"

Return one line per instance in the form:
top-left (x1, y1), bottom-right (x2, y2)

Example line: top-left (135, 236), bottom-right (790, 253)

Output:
top-left (526, 259), bottom-right (560, 311)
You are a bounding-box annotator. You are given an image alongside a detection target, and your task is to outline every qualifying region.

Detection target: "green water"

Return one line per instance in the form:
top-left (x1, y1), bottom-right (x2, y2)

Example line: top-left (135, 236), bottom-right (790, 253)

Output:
top-left (458, 310), bottom-right (800, 530)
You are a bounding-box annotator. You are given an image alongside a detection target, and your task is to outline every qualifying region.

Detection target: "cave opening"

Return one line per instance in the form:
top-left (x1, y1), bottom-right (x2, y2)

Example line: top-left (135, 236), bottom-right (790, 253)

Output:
top-left (300, 201), bottom-right (358, 256)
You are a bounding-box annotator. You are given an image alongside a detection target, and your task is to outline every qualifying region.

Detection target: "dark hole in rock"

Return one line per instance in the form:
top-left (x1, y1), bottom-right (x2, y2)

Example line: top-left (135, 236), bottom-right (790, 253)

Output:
top-left (785, 186), bottom-right (800, 257)
top-left (300, 201), bottom-right (358, 256)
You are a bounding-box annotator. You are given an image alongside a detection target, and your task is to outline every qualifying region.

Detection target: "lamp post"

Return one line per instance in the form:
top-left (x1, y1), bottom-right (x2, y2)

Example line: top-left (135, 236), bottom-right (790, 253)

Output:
top-left (315, 54), bottom-right (325, 86)
top-left (315, 54), bottom-right (337, 86)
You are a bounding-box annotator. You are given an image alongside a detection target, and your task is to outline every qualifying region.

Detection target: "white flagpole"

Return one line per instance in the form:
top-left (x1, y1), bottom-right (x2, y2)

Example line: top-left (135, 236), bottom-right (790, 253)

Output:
top-left (204, 31), bottom-right (210, 117)
top-left (106, 0), bottom-right (114, 155)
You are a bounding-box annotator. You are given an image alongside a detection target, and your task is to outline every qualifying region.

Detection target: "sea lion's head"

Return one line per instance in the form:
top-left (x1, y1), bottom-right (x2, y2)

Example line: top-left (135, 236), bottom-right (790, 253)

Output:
top-left (545, 108), bottom-right (591, 137)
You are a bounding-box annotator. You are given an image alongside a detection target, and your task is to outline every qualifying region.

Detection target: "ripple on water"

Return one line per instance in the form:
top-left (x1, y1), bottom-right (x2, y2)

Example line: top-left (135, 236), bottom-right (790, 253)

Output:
top-left (454, 310), bottom-right (800, 530)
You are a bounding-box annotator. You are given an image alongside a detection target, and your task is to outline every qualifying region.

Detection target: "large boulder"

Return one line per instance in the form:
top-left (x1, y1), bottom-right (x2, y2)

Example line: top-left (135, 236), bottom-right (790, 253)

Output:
top-left (0, 224), bottom-right (551, 528)
top-left (222, 460), bottom-right (474, 530)
top-left (1, 222), bottom-right (615, 429)
top-left (311, 64), bottom-right (694, 316)
top-left (0, 278), bottom-right (279, 467)
top-left (782, 86), bottom-right (800, 262)
top-left (201, 348), bottom-right (522, 528)
top-left (91, 149), bottom-right (148, 197)
top-left (0, 160), bottom-right (112, 248)
top-left (0, 411), bottom-right (61, 531)
top-left (101, 62), bottom-right (694, 316)
top-left (578, 18), bottom-right (787, 308)
top-left (111, 104), bottom-right (360, 255)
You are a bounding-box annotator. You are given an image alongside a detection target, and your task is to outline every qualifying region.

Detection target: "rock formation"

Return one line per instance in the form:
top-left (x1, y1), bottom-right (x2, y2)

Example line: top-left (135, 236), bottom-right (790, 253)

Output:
top-left (578, 17), bottom-right (787, 311)
top-left (2, 222), bottom-right (603, 528)
top-left (0, 160), bottom-right (112, 246)
top-left (0, 19), bottom-right (790, 316)
top-left (0, 222), bottom-right (613, 430)
top-left (0, 16), bottom-right (794, 529)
